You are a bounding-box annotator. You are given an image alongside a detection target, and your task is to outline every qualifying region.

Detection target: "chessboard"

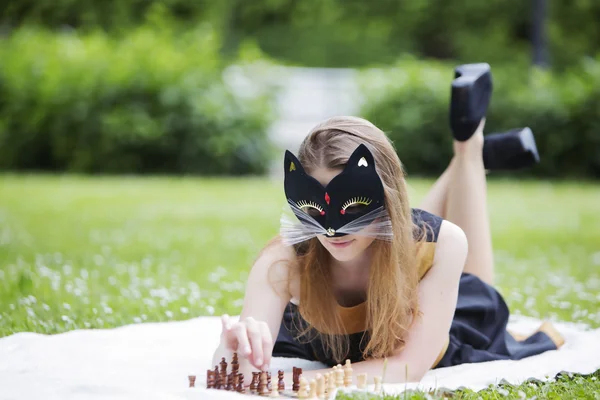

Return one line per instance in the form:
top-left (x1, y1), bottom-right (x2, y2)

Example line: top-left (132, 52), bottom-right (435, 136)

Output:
top-left (187, 352), bottom-right (383, 398)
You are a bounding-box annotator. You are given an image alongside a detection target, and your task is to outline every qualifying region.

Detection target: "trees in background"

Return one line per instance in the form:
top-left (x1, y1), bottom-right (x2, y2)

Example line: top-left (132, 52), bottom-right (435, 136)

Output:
top-left (2, 0), bottom-right (599, 70)
top-left (1, 0), bottom-right (599, 177)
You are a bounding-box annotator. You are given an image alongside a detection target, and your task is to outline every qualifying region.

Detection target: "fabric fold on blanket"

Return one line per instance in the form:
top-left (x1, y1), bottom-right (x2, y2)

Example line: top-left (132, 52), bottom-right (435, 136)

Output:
top-left (0, 315), bottom-right (598, 400)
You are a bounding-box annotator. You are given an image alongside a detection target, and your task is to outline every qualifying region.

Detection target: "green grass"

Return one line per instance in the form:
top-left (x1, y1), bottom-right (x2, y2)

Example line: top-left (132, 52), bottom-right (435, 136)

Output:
top-left (1, 174), bottom-right (599, 398)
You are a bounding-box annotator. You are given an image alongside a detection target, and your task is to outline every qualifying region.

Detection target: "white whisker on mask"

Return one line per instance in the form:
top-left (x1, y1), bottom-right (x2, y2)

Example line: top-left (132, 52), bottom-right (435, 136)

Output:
top-left (336, 206), bottom-right (393, 241)
top-left (280, 201), bottom-right (393, 246)
top-left (280, 200), bottom-right (327, 246)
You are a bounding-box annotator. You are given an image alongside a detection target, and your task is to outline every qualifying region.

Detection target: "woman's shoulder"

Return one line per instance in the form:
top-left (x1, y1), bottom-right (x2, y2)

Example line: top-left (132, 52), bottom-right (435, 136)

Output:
top-left (251, 236), bottom-right (298, 296)
top-left (411, 208), bottom-right (467, 279)
top-left (256, 236), bottom-right (297, 262)
top-left (411, 208), bottom-right (444, 243)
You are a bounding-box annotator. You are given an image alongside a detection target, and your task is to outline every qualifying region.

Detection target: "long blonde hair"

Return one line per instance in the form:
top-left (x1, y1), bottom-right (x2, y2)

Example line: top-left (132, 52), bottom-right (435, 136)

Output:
top-left (287, 116), bottom-right (421, 363)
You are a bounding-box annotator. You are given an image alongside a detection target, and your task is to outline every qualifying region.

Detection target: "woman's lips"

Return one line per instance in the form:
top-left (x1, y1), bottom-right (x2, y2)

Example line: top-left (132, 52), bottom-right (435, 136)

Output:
top-left (329, 239), bottom-right (354, 248)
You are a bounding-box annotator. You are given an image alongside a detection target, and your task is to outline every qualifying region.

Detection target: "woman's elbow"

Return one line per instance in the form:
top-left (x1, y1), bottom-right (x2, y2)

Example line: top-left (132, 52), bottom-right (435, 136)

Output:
top-left (387, 359), bottom-right (429, 383)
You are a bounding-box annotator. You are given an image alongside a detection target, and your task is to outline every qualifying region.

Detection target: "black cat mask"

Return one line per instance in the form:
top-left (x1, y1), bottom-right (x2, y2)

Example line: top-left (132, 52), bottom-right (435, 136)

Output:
top-left (280, 144), bottom-right (393, 245)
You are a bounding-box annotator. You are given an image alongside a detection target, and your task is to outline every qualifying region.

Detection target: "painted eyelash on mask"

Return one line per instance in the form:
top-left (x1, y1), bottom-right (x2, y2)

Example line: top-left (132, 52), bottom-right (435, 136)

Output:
top-left (280, 200), bottom-right (393, 246)
top-left (341, 197), bottom-right (372, 214)
top-left (280, 199), bottom-right (327, 245)
top-left (297, 200), bottom-right (325, 216)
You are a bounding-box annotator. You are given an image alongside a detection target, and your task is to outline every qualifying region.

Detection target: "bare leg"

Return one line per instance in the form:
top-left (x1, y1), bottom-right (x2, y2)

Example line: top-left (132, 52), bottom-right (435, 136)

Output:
top-left (418, 159), bottom-right (454, 217)
top-left (444, 119), bottom-right (494, 285)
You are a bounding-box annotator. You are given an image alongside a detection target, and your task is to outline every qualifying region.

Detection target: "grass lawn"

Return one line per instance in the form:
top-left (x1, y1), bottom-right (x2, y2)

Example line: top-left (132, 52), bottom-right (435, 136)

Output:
top-left (1, 174), bottom-right (599, 398)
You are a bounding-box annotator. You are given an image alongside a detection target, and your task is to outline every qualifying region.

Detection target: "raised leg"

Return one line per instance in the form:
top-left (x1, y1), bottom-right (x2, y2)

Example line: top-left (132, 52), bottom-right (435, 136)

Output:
top-left (418, 160), bottom-right (454, 217)
top-left (444, 119), bottom-right (494, 285)
top-left (418, 118), bottom-right (495, 284)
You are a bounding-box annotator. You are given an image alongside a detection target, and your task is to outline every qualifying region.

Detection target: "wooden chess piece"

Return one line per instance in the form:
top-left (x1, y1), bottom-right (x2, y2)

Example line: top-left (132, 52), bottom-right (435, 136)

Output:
top-left (278, 370), bottom-right (285, 392)
top-left (356, 373), bottom-right (367, 390)
top-left (220, 358), bottom-right (228, 389)
top-left (188, 375), bottom-right (196, 388)
top-left (250, 372), bottom-right (259, 393)
top-left (308, 379), bottom-right (317, 399)
top-left (232, 352), bottom-right (239, 374)
top-left (237, 374), bottom-right (246, 393)
top-left (226, 373), bottom-right (233, 391)
top-left (232, 373), bottom-right (239, 391)
top-left (293, 367), bottom-right (302, 392)
top-left (206, 370), bottom-right (214, 389)
top-left (327, 371), bottom-right (336, 395)
top-left (267, 371), bottom-right (272, 390)
top-left (213, 366), bottom-right (221, 389)
top-left (260, 371), bottom-right (270, 396)
top-left (374, 376), bottom-right (382, 394)
top-left (335, 367), bottom-right (344, 388)
top-left (298, 377), bottom-right (309, 399)
top-left (315, 374), bottom-right (325, 400)
top-left (343, 359), bottom-right (352, 387)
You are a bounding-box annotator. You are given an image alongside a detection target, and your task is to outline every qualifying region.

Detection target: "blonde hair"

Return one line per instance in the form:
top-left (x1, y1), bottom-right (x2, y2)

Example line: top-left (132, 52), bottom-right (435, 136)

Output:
top-left (288, 116), bottom-right (421, 363)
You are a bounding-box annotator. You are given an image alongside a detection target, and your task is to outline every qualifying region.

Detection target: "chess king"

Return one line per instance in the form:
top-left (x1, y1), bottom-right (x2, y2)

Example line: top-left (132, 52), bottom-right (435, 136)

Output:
top-left (212, 64), bottom-right (563, 386)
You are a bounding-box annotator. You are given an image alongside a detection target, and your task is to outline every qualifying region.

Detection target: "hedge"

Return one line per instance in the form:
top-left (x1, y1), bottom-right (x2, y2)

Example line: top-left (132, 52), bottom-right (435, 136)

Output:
top-left (359, 59), bottom-right (600, 179)
top-left (0, 25), bottom-right (275, 175)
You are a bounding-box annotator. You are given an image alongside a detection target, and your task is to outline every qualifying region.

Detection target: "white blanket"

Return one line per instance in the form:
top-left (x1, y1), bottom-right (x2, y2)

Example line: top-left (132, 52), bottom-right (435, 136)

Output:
top-left (0, 316), bottom-right (599, 399)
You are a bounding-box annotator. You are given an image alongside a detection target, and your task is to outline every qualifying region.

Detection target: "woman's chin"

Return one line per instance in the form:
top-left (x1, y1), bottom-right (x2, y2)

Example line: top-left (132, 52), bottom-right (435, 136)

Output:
top-left (327, 242), bottom-right (359, 261)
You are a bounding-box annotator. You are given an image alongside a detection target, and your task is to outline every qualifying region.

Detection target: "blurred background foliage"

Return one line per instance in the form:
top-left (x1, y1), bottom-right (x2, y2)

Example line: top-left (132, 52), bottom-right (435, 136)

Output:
top-left (0, 0), bottom-right (599, 177)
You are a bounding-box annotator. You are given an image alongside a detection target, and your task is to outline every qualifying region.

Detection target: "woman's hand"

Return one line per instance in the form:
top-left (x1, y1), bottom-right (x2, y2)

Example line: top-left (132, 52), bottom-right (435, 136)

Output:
top-left (220, 314), bottom-right (274, 371)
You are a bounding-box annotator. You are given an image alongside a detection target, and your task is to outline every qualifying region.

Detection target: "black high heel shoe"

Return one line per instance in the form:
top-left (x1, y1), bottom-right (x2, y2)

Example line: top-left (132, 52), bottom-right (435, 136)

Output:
top-left (483, 127), bottom-right (540, 170)
top-left (450, 63), bottom-right (493, 142)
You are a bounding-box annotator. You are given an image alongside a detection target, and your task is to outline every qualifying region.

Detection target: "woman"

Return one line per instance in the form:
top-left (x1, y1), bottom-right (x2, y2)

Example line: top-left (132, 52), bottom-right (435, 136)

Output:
top-left (211, 115), bottom-right (563, 384)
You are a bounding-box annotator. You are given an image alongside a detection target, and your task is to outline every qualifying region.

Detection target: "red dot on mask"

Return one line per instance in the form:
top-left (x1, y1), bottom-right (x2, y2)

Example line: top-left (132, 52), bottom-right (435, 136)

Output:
top-left (320, 211), bottom-right (325, 216)
top-left (325, 192), bottom-right (330, 205)
top-left (340, 209), bottom-right (345, 215)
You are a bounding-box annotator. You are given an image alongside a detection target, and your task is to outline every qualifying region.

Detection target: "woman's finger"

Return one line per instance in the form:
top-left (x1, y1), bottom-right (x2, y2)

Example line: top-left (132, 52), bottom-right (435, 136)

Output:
top-left (232, 323), bottom-right (251, 356)
top-left (244, 318), bottom-right (264, 368)
top-left (259, 322), bottom-right (273, 369)
top-left (221, 314), bottom-right (231, 331)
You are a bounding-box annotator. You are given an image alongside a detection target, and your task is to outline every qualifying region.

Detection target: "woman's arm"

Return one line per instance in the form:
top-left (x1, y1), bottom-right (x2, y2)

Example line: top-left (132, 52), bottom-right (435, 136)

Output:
top-left (296, 220), bottom-right (467, 384)
top-left (211, 239), bottom-right (294, 374)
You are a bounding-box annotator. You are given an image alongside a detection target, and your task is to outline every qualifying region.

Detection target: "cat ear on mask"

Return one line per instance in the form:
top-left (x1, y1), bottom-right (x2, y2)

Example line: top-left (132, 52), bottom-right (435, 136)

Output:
top-left (284, 150), bottom-right (306, 176)
top-left (344, 144), bottom-right (377, 173)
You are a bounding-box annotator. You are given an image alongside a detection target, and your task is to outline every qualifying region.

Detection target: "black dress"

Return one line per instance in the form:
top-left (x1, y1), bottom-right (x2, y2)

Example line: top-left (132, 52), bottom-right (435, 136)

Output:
top-left (272, 209), bottom-right (562, 368)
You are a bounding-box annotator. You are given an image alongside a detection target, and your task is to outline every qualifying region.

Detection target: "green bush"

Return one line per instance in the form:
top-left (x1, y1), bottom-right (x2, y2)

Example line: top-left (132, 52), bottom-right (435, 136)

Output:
top-left (4, 1), bottom-right (600, 70)
top-left (0, 25), bottom-right (275, 175)
top-left (359, 59), bottom-right (600, 179)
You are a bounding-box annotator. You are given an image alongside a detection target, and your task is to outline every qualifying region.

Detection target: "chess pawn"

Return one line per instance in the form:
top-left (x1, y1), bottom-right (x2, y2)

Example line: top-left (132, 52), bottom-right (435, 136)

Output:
top-left (206, 370), bottom-right (215, 389)
top-left (335, 368), bottom-right (344, 388)
top-left (374, 376), bottom-right (382, 394)
top-left (298, 377), bottom-right (309, 399)
top-left (293, 367), bottom-right (303, 392)
top-left (316, 374), bottom-right (325, 400)
top-left (214, 366), bottom-right (220, 389)
top-left (260, 371), bottom-right (270, 395)
top-left (267, 371), bottom-right (272, 390)
top-left (308, 380), bottom-right (318, 400)
top-left (278, 370), bottom-right (285, 391)
top-left (226, 373), bottom-right (233, 391)
top-left (327, 371), bottom-right (336, 394)
top-left (343, 359), bottom-right (353, 387)
top-left (237, 374), bottom-right (246, 394)
top-left (356, 373), bottom-right (367, 390)
top-left (250, 372), bottom-right (259, 393)
top-left (188, 375), bottom-right (196, 388)
top-left (219, 359), bottom-right (228, 390)
top-left (231, 352), bottom-right (239, 374)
